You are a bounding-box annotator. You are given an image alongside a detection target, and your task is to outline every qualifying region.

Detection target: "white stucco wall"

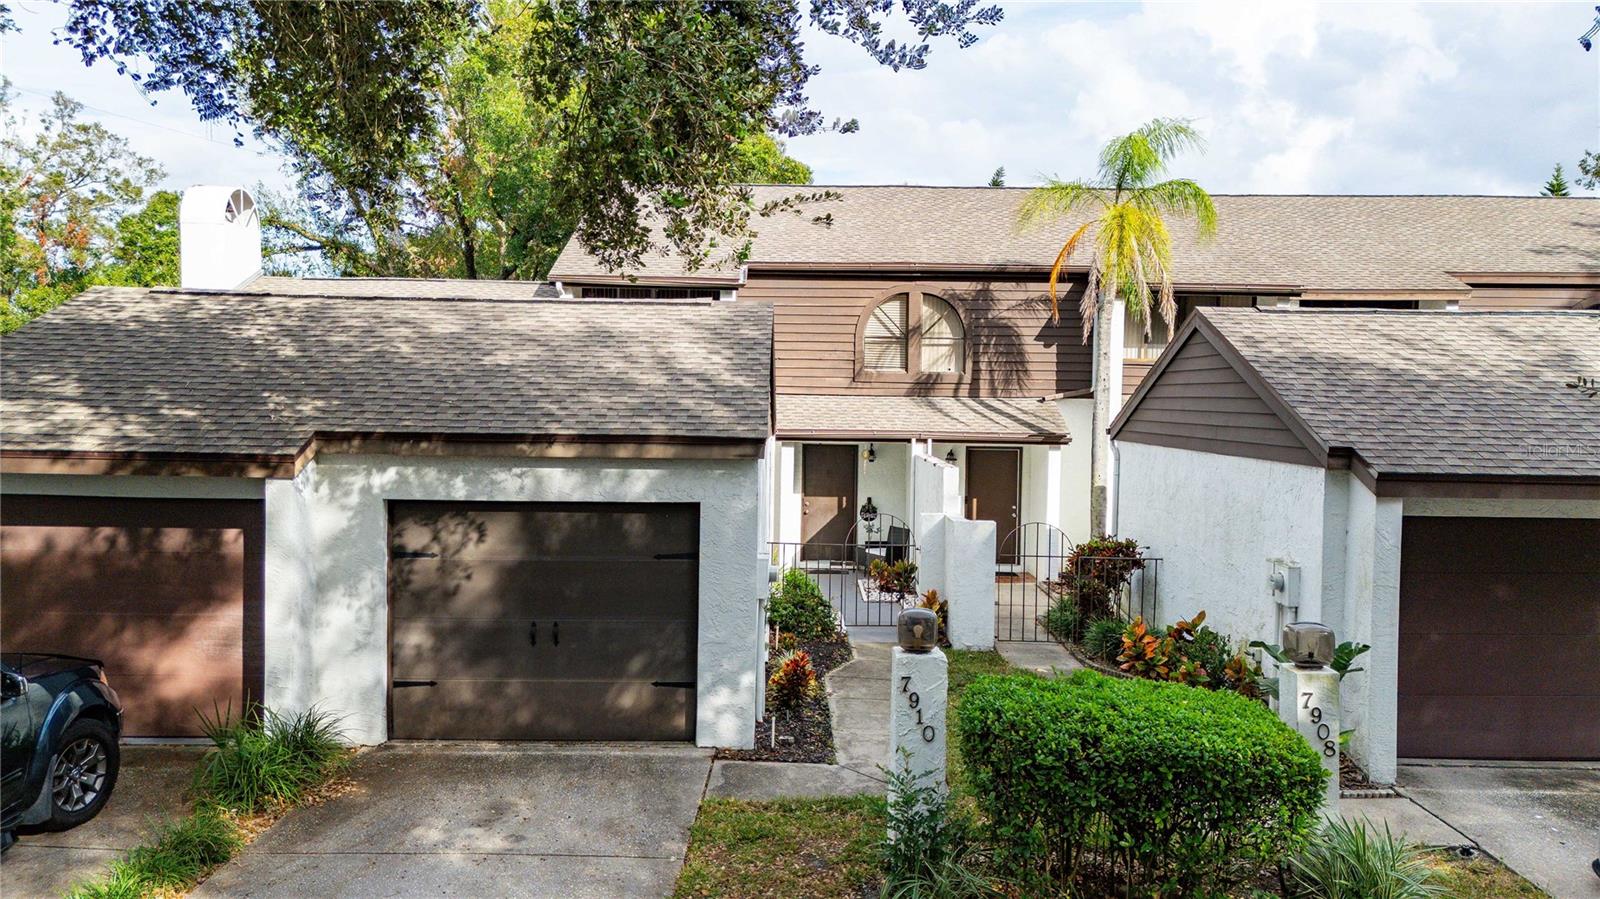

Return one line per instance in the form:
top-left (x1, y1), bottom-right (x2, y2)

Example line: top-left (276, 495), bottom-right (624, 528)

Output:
top-left (910, 452), bottom-right (961, 542)
top-left (859, 440), bottom-right (910, 525)
top-left (275, 453), bottom-right (765, 747)
top-left (1056, 398), bottom-right (1093, 543)
top-left (1114, 441), bottom-right (1326, 641)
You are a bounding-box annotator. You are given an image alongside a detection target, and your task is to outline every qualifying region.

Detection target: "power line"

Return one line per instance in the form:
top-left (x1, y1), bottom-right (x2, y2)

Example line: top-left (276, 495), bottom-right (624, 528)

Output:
top-left (9, 82), bottom-right (267, 153)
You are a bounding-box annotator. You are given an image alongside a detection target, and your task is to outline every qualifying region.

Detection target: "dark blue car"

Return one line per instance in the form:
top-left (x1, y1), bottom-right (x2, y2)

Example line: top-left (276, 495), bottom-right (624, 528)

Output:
top-left (1, 653), bottom-right (123, 850)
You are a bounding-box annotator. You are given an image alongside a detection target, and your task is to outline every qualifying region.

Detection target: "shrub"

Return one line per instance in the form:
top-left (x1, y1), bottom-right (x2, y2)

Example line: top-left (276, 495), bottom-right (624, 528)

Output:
top-left (1042, 599), bottom-right (1081, 642)
top-left (194, 705), bottom-right (346, 812)
top-left (881, 765), bottom-right (1002, 898)
top-left (870, 558), bottom-right (919, 594)
top-left (956, 670), bottom-right (1326, 896)
top-left (1286, 819), bottom-right (1442, 899)
top-left (768, 650), bottom-right (819, 710)
top-left (768, 568), bottom-right (838, 640)
top-left (1118, 613), bottom-right (1211, 685)
top-left (1187, 622), bottom-right (1235, 682)
top-left (1082, 617), bottom-right (1126, 663)
top-left (67, 806), bottom-right (243, 899)
top-left (1060, 537), bottom-right (1143, 620)
top-left (919, 590), bottom-right (950, 647)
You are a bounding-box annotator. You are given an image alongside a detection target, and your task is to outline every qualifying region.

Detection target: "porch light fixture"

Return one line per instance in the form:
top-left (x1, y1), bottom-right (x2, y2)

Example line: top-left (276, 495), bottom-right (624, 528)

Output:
top-left (866, 443), bottom-right (877, 462)
top-left (944, 448), bottom-right (958, 464)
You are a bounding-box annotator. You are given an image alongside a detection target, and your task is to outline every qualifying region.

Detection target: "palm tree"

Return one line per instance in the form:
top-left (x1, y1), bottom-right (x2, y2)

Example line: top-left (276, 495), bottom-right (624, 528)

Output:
top-left (1020, 118), bottom-right (1217, 537)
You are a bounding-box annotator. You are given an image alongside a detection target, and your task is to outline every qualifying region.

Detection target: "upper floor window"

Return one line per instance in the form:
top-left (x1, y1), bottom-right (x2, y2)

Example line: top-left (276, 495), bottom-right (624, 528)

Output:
top-left (860, 289), bottom-right (967, 377)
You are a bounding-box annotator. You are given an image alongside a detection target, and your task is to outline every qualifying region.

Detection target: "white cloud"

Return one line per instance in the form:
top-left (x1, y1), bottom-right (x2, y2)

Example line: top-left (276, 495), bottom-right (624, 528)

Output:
top-left (791, 0), bottom-right (1600, 195)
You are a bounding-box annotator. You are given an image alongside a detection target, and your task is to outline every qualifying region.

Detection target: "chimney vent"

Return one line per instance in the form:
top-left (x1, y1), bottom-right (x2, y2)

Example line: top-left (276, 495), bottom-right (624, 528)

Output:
top-left (180, 186), bottom-right (262, 290)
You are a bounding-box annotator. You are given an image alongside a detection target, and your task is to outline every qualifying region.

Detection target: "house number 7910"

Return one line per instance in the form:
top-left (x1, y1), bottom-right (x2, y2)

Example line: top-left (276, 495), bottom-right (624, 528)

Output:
top-left (901, 675), bottom-right (936, 742)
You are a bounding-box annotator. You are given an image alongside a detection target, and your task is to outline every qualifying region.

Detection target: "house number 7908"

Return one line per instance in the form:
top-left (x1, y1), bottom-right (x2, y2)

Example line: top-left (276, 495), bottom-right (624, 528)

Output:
top-left (1301, 692), bottom-right (1337, 758)
top-left (901, 675), bottom-right (936, 742)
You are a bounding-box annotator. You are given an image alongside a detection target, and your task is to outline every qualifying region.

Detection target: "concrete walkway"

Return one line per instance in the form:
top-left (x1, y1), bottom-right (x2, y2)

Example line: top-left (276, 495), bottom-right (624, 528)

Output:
top-left (706, 641), bottom-right (889, 800)
top-left (995, 640), bottom-right (1082, 676)
top-left (192, 743), bottom-right (712, 899)
top-left (2, 745), bottom-right (205, 899)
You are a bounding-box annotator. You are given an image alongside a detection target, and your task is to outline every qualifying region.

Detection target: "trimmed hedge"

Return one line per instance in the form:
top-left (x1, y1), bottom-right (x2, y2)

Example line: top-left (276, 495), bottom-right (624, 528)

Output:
top-left (956, 670), bottom-right (1327, 896)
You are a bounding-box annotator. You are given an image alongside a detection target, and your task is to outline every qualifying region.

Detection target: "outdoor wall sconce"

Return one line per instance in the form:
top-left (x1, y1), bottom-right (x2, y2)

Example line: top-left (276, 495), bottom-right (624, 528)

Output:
top-left (860, 497), bottom-right (879, 524)
top-left (944, 448), bottom-right (958, 464)
top-left (865, 443), bottom-right (877, 462)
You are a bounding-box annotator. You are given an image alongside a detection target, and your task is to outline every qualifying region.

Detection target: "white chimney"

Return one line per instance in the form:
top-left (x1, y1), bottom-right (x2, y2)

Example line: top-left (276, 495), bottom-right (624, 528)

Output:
top-left (180, 186), bottom-right (262, 290)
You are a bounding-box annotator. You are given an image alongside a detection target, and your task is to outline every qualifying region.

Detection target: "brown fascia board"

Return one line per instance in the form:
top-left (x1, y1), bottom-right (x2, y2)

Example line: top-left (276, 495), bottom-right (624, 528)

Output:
top-left (1374, 473), bottom-right (1600, 501)
top-left (551, 273), bottom-right (744, 287)
top-left (1297, 288), bottom-right (1469, 301)
top-left (1109, 311), bottom-right (1332, 467)
top-left (775, 427), bottom-right (1067, 444)
top-left (1448, 271), bottom-right (1600, 287)
top-left (3, 432), bottom-right (768, 480)
top-left (0, 449), bottom-right (296, 479)
top-left (749, 262), bottom-right (1304, 294)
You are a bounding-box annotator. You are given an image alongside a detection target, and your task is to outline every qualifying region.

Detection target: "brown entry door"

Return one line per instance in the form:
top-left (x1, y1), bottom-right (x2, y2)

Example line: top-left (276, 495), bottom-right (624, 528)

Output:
top-left (966, 448), bottom-right (1020, 564)
top-left (0, 495), bottom-right (263, 737)
top-left (801, 444), bottom-right (857, 559)
top-left (1399, 516), bottom-right (1600, 760)
top-left (388, 501), bottom-right (698, 741)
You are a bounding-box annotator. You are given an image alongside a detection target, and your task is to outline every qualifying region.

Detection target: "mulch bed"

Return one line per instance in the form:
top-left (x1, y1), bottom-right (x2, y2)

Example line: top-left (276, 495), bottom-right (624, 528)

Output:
top-left (716, 633), bottom-right (853, 764)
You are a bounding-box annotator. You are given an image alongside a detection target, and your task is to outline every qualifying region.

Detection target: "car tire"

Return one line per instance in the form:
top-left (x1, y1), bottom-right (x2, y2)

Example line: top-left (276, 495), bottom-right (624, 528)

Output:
top-left (37, 719), bottom-right (120, 832)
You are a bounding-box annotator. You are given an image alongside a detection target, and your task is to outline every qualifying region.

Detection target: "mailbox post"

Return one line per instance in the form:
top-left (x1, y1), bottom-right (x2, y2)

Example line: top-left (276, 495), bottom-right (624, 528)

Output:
top-left (889, 608), bottom-right (948, 811)
top-left (1279, 621), bottom-right (1340, 815)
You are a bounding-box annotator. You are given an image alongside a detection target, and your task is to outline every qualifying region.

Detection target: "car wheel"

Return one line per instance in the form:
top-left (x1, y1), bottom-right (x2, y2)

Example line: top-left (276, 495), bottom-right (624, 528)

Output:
top-left (38, 719), bottom-right (120, 832)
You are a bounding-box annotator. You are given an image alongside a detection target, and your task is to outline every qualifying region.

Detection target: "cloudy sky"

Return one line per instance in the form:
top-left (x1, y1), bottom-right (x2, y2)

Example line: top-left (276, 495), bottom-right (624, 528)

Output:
top-left (6, 1), bottom-right (1599, 196)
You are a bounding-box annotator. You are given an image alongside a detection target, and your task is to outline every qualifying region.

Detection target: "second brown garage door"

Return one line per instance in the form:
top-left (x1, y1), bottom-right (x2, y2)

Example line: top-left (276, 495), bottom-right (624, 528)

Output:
top-left (0, 495), bottom-right (263, 737)
top-left (1399, 515), bottom-right (1600, 760)
top-left (388, 501), bottom-right (698, 741)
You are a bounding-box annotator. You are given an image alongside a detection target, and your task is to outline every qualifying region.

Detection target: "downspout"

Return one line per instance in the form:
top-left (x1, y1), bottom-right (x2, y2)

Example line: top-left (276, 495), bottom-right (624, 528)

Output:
top-left (1110, 439), bottom-right (1122, 537)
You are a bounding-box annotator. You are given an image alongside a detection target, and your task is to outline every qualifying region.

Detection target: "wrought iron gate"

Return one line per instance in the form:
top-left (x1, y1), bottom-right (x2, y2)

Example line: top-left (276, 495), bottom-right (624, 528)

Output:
top-left (995, 523), bottom-right (1161, 643)
top-left (769, 513), bottom-right (919, 630)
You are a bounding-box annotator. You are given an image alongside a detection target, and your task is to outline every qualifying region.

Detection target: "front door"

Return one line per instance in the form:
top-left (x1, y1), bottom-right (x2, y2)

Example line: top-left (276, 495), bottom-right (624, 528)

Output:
top-left (966, 448), bottom-right (1020, 564)
top-left (801, 444), bottom-right (857, 560)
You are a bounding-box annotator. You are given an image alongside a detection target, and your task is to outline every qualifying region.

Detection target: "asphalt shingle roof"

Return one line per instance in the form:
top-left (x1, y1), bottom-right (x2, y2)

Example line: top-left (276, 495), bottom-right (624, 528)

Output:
top-left (1197, 307), bottom-right (1600, 479)
top-left (776, 394), bottom-right (1067, 441)
top-left (1, 286), bottom-right (772, 457)
top-left (245, 275), bottom-right (563, 300)
top-left (548, 187), bottom-right (1600, 292)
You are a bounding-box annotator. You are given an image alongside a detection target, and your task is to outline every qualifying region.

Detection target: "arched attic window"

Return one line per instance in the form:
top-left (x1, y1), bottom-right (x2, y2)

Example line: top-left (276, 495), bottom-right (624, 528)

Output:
top-left (861, 289), bottom-right (967, 377)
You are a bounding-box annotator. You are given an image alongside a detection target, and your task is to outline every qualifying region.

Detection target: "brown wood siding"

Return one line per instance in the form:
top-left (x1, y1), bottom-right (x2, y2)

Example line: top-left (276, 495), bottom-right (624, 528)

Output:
top-left (1462, 286), bottom-right (1600, 310)
top-left (1399, 515), bottom-right (1600, 760)
top-left (0, 495), bottom-right (264, 737)
top-left (1115, 331), bottom-right (1319, 466)
top-left (739, 273), bottom-right (1089, 397)
top-left (1122, 360), bottom-right (1154, 399)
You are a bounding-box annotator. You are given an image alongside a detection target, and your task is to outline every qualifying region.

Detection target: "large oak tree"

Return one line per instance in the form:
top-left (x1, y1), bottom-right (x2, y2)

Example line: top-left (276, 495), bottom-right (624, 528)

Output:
top-left (54, 0), bottom-right (1001, 278)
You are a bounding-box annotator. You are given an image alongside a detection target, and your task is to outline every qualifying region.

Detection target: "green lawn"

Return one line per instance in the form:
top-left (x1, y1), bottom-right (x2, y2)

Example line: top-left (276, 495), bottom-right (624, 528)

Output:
top-left (672, 648), bottom-right (1018, 898)
top-left (944, 648), bottom-right (1023, 790)
top-left (673, 796), bottom-right (887, 899)
top-left (1426, 852), bottom-right (1549, 899)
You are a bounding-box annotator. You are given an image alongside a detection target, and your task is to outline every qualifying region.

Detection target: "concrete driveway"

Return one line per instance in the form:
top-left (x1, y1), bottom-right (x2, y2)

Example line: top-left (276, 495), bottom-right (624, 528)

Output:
top-left (1400, 761), bottom-right (1600, 899)
top-left (192, 742), bottom-right (713, 899)
top-left (1, 745), bottom-right (205, 899)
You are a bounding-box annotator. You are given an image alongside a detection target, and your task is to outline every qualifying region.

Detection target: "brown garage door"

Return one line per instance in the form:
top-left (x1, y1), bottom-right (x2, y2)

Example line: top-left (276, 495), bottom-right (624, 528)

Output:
top-left (388, 501), bottom-right (698, 741)
top-left (0, 495), bottom-right (264, 737)
top-left (1399, 515), bottom-right (1600, 760)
